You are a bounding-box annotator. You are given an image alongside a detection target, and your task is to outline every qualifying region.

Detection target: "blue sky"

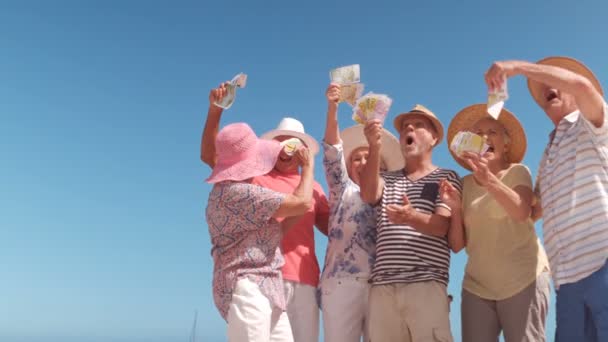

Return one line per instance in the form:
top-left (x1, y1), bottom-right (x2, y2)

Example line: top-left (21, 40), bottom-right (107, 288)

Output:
top-left (1, 1), bottom-right (607, 341)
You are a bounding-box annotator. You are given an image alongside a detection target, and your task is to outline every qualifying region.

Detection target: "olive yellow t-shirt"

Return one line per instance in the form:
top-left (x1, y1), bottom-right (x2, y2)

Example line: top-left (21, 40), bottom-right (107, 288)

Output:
top-left (462, 163), bottom-right (549, 300)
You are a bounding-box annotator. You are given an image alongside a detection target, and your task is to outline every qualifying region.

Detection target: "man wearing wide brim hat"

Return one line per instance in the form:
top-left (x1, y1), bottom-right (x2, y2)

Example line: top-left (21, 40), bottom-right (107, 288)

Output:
top-left (360, 104), bottom-right (462, 342)
top-left (201, 83), bottom-right (330, 342)
top-left (485, 57), bottom-right (608, 341)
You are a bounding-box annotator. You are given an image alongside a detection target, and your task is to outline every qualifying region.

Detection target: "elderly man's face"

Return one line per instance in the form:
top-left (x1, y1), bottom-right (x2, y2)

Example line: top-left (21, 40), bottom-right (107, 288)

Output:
top-left (398, 115), bottom-right (438, 158)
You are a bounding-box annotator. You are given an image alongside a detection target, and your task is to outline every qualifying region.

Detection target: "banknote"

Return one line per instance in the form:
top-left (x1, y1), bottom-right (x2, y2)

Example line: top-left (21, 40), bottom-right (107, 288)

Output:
top-left (280, 137), bottom-right (303, 156)
top-left (330, 64), bottom-right (361, 84)
top-left (352, 92), bottom-right (392, 125)
top-left (340, 83), bottom-right (365, 106)
top-left (487, 81), bottom-right (508, 119)
top-left (450, 131), bottom-right (489, 156)
top-left (214, 73), bottom-right (248, 109)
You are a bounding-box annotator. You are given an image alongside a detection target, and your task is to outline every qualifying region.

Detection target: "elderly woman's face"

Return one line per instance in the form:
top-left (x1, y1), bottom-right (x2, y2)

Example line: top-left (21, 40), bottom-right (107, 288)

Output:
top-left (471, 118), bottom-right (509, 163)
top-left (348, 146), bottom-right (387, 186)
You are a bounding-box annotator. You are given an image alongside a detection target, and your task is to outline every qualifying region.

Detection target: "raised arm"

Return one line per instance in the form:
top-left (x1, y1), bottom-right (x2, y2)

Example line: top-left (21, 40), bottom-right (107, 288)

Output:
top-left (359, 120), bottom-right (385, 204)
top-left (201, 82), bottom-right (229, 168)
top-left (324, 83), bottom-right (341, 145)
top-left (485, 60), bottom-right (604, 127)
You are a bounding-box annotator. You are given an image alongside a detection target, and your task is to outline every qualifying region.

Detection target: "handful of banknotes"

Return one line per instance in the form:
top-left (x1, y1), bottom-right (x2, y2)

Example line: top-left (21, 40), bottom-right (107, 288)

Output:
top-left (213, 73), bottom-right (248, 110)
top-left (280, 138), bottom-right (303, 156)
top-left (450, 131), bottom-right (490, 156)
top-left (352, 92), bottom-right (392, 125)
top-left (330, 64), bottom-right (364, 106)
top-left (487, 81), bottom-right (508, 119)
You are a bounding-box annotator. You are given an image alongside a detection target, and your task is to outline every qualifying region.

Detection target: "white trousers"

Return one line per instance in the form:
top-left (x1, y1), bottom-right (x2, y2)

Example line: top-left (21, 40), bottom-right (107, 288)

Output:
top-left (283, 280), bottom-right (319, 342)
top-left (321, 278), bottom-right (370, 342)
top-left (227, 278), bottom-right (294, 342)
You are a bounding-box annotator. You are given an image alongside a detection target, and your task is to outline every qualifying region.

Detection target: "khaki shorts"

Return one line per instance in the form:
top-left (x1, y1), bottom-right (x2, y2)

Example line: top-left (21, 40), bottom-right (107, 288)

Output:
top-left (368, 281), bottom-right (453, 342)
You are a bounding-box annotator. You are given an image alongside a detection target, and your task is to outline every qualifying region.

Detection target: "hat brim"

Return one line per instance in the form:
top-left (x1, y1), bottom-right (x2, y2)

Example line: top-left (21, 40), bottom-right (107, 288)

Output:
top-left (341, 125), bottom-right (404, 172)
top-left (206, 139), bottom-right (282, 183)
top-left (260, 130), bottom-right (320, 155)
top-left (447, 104), bottom-right (527, 171)
top-left (527, 56), bottom-right (603, 108)
top-left (393, 111), bottom-right (444, 146)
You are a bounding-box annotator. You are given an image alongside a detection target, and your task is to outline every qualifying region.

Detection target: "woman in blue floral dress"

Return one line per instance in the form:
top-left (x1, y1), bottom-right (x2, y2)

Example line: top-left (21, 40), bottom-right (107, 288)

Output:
top-left (319, 83), bottom-right (404, 341)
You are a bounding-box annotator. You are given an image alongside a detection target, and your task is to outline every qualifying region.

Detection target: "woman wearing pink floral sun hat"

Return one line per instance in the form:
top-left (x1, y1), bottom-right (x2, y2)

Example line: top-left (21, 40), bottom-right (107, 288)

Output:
top-left (205, 122), bottom-right (315, 342)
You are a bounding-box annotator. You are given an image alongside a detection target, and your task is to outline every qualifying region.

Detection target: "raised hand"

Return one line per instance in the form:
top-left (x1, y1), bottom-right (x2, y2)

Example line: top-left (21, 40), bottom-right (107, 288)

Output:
top-left (364, 119), bottom-right (383, 150)
top-left (209, 81), bottom-right (230, 108)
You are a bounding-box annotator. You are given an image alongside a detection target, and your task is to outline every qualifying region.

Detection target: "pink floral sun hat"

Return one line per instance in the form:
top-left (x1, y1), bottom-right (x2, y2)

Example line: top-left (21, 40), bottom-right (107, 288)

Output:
top-left (206, 123), bottom-right (283, 184)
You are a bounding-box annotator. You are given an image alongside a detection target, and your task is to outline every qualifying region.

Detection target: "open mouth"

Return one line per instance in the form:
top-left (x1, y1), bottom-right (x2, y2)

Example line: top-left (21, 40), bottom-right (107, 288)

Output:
top-left (406, 136), bottom-right (414, 145)
top-left (486, 146), bottom-right (495, 153)
top-left (546, 89), bottom-right (559, 102)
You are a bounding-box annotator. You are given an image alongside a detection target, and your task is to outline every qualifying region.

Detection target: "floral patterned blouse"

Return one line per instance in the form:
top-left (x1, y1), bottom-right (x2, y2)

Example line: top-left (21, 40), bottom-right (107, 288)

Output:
top-left (319, 142), bottom-right (377, 292)
top-left (206, 181), bottom-right (286, 320)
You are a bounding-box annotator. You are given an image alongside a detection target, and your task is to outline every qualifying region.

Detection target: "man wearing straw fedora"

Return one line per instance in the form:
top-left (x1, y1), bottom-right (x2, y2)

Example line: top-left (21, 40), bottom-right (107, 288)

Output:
top-left (359, 105), bottom-right (462, 342)
top-left (201, 83), bottom-right (330, 342)
top-left (486, 57), bottom-right (608, 341)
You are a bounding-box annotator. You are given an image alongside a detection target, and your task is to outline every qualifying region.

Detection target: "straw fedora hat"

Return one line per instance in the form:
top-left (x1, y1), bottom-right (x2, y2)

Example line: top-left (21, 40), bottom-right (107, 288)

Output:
top-left (393, 104), bottom-right (444, 146)
top-left (261, 117), bottom-right (319, 155)
top-left (206, 123), bottom-right (283, 183)
top-left (447, 104), bottom-right (526, 171)
top-left (341, 125), bottom-right (404, 172)
top-left (527, 56), bottom-right (603, 108)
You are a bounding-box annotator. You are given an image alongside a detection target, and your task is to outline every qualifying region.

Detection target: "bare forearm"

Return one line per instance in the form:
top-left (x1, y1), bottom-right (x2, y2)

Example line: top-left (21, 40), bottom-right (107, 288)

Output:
top-left (447, 209), bottom-right (465, 252)
top-left (201, 106), bottom-right (223, 168)
top-left (360, 146), bottom-right (382, 204)
top-left (515, 62), bottom-right (604, 125)
top-left (516, 62), bottom-right (590, 96)
top-left (409, 211), bottom-right (450, 237)
top-left (324, 103), bottom-right (340, 145)
top-left (486, 177), bottom-right (531, 222)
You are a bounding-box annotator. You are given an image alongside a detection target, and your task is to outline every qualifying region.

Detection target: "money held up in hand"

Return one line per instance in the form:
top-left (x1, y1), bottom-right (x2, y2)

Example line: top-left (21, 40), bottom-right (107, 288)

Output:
top-left (330, 64), bottom-right (361, 85)
top-left (340, 83), bottom-right (365, 106)
top-left (487, 81), bottom-right (508, 119)
top-left (352, 92), bottom-right (393, 125)
top-left (214, 73), bottom-right (248, 110)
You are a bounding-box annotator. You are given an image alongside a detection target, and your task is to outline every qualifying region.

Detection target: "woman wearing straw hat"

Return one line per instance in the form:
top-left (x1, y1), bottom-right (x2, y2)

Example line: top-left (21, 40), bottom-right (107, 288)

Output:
top-left (319, 83), bottom-right (404, 342)
top-left (205, 122), bottom-right (316, 342)
top-left (440, 104), bottom-right (550, 342)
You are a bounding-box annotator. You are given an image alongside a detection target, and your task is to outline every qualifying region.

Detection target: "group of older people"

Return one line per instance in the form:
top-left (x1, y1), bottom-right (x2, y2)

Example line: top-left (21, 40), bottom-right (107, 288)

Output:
top-left (202, 56), bottom-right (608, 342)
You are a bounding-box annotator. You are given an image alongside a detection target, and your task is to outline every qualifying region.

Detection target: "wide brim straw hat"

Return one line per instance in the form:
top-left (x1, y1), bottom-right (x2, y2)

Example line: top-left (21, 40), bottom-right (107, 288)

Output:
top-left (447, 104), bottom-right (527, 171)
top-left (393, 104), bottom-right (444, 146)
top-left (206, 122), bottom-right (282, 183)
top-left (341, 124), bottom-right (404, 172)
top-left (261, 117), bottom-right (319, 155)
top-left (527, 56), bottom-right (603, 108)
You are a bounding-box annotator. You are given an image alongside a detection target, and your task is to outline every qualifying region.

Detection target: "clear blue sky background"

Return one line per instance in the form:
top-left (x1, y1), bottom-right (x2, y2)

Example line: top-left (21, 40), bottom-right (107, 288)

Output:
top-left (2, 1), bottom-right (607, 341)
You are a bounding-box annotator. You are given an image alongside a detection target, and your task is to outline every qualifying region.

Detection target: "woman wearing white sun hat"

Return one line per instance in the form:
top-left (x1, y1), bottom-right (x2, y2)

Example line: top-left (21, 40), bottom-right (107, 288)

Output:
top-left (319, 83), bottom-right (404, 342)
